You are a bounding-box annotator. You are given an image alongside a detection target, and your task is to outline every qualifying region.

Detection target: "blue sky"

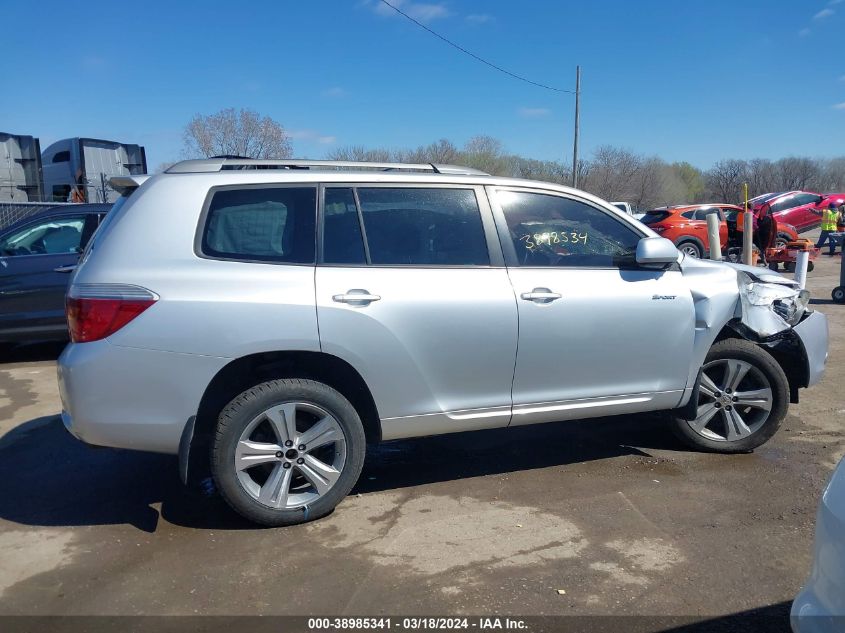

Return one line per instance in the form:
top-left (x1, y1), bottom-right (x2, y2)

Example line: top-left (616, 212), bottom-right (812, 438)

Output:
top-left (2, 0), bottom-right (843, 169)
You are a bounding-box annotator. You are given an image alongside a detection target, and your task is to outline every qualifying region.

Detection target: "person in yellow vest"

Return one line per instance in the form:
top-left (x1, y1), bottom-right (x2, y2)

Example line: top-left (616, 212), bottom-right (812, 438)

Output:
top-left (815, 200), bottom-right (841, 255)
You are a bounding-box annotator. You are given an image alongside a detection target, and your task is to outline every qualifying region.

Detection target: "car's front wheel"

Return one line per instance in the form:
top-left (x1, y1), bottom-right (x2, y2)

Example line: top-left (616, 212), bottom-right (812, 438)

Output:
top-left (677, 241), bottom-right (702, 258)
top-left (212, 379), bottom-right (366, 526)
top-left (671, 339), bottom-right (788, 453)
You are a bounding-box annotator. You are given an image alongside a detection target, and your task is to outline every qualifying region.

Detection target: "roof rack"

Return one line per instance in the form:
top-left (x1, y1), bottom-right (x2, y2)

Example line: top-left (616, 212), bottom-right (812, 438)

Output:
top-left (165, 158), bottom-right (489, 176)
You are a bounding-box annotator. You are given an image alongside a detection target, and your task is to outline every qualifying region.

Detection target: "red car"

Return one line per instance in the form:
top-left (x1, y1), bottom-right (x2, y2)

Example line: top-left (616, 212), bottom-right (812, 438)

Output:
top-left (750, 191), bottom-right (829, 233)
top-left (640, 204), bottom-right (800, 258)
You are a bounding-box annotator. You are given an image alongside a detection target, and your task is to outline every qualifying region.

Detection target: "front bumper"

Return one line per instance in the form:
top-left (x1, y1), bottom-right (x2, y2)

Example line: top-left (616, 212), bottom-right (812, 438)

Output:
top-left (791, 459), bottom-right (845, 632)
top-left (58, 340), bottom-right (229, 454)
top-left (792, 310), bottom-right (829, 388)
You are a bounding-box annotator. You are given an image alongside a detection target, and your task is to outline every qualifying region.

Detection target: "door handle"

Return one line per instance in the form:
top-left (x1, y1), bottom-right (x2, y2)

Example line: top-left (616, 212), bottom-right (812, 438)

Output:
top-left (332, 289), bottom-right (381, 305)
top-left (521, 288), bottom-right (562, 303)
top-left (54, 265), bottom-right (77, 273)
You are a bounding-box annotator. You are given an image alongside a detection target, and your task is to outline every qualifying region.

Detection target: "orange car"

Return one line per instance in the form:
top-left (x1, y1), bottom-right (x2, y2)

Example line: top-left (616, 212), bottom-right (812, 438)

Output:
top-left (639, 204), bottom-right (799, 258)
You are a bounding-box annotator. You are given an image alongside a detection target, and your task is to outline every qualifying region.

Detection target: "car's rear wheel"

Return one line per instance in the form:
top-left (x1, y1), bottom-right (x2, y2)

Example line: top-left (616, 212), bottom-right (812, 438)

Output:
top-left (776, 233), bottom-right (791, 249)
top-left (212, 379), bottom-right (366, 526)
top-left (671, 339), bottom-right (788, 453)
top-left (678, 241), bottom-right (702, 258)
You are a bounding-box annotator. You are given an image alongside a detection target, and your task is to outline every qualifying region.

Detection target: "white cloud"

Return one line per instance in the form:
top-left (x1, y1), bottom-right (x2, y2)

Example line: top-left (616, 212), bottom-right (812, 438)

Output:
top-left (322, 87), bottom-right (346, 98)
top-left (814, 8), bottom-right (834, 19)
top-left (833, 102), bottom-right (845, 110)
top-left (366, 0), bottom-right (451, 23)
top-left (840, 74), bottom-right (845, 81)
top-left (519, 107), bottom-right (551, 118)
top-left (829, 0), bottom-right (843, 5)
top-left (466, 13), bottom-right (493, 24)
top-left (799, 27), bottom-right (812, 36)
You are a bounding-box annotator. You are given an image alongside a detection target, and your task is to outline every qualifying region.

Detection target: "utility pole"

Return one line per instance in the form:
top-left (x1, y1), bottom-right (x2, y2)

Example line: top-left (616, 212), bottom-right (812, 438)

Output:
top-left (571, 66), bottom-right (581, 189)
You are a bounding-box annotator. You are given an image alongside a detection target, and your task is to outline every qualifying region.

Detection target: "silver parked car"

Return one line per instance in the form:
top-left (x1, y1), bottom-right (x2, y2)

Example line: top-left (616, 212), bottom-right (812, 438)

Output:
top-left (58, 159), bottom-right (828, 526)
top-left (792, 456), bottom-right (845, 632)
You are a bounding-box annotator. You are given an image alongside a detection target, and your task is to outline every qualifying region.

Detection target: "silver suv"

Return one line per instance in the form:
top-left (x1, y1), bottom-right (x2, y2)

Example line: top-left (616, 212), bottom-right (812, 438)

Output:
top-left (58, 158), bottom-right (828, 526)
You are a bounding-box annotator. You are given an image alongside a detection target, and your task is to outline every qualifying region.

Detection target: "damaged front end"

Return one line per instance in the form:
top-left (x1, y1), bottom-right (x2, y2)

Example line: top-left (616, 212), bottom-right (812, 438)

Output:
top-left (735, 270), bottom-right (811, 338)
top-left (728, 267), bottom-right (825, 403)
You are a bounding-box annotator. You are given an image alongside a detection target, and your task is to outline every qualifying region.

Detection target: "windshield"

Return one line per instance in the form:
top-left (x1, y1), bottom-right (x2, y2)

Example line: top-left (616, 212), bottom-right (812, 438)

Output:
top-left (749, 192), bottom-right (783, 207)
top-left (639, 211), bottom-right (671, 225)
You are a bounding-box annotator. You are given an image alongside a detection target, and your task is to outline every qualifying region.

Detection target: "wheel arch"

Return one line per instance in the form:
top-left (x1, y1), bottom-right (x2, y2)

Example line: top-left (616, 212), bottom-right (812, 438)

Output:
top-left (680, 322), bottom-right (808, 416)
top-left (182, 350), bottom-right (382, 487)
top-left (674, 235), bottom-right (705, 254)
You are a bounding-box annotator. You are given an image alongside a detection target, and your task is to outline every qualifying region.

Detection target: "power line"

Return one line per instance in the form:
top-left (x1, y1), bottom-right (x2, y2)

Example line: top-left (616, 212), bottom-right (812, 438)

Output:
top-left (377, 0), bottom-right (575, 94)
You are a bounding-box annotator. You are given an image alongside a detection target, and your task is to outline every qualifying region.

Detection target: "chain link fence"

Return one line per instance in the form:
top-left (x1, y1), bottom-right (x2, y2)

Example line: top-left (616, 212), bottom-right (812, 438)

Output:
top-left (0, 202), bottom-right (74, 231)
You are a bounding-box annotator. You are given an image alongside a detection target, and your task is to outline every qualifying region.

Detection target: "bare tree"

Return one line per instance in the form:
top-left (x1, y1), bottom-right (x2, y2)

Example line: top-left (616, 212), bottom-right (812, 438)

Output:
top-left (775, 157), bottom-right (820, 191)
top-left (183, 108), bottom-right (292, 159)
top-left (320, 136), bottom-right (845, 208)
top-left (461, 135), bottom-right (509, 175)
top-left (746, 159), bottom-right (777, 197)
top-left (396, 139), bottom-right (461, 164)
top-left (585, 146), bottom-right (642, 201)
top-left (325, 145), bottom-right (393, 162)
top-left (705, 159), bottom-right (747, 202)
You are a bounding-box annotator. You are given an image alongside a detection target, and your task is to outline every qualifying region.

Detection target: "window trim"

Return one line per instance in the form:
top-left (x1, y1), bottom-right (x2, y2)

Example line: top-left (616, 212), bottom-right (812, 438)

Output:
top-left (316, 183), bottom-right (505, 268)
top-left (194, 183), bottom-right (318, 267)
top-left (0, 213), bottom-right (90, 259)
top-left (486, 185), bottom-right (649, 270)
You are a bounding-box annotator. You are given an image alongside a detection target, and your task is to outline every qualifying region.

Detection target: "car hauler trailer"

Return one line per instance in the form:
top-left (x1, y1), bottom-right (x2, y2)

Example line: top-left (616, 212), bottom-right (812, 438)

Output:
top-left (0, 132), bottom-right (43, 203)
top-left (41, 138), bottom-right (146, 204)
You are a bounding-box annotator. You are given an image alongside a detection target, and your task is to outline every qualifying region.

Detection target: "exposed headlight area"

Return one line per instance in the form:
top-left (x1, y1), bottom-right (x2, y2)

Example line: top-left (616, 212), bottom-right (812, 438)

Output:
top-left (737, 271), bottom-right (811, 336)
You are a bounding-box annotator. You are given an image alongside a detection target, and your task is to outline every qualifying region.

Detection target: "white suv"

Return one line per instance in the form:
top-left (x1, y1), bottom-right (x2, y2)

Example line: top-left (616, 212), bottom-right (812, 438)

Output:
top-left (58, 158), bottom-right (828, 525)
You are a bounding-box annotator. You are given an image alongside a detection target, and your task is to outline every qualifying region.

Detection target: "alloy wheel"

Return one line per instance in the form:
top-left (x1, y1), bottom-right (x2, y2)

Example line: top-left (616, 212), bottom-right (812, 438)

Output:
top-left (679, 243), bottom-right (700, 258)
top-left (687, 359), bottom-right (773, 442)
top-left (234, 402), bottom-right (347, 509)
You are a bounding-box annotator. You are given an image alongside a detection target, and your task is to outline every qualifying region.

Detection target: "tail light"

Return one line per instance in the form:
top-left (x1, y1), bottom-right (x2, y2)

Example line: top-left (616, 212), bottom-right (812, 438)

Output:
top-left (66, 284), bottom-right (158, 343)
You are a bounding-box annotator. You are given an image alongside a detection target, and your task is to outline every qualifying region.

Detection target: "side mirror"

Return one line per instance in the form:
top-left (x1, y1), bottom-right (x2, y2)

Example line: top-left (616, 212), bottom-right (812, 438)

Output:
top-left (636, 237), bottom-right (679, 266)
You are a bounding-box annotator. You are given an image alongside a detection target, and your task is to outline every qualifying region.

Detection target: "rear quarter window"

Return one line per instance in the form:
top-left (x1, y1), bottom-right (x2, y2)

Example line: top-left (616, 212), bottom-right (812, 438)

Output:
top-left (201, 186), bottom-right (316, 263)
top-left (639, 211), bottom-right (671, 225)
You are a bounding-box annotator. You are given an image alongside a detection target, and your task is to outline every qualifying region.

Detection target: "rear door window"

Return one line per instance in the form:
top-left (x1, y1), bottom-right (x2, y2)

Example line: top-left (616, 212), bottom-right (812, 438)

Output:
top-left (355, 187), bottom-right (489, 266)
top-left (323, 188), bottom-right (367, 265)
top-left (201, 187), bottom-right (316, 263)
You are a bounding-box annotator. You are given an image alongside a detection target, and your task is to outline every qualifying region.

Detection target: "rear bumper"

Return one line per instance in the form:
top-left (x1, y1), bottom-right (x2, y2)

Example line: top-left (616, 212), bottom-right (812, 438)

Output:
top-left (58, 341), bottom-right (229, 454)
top-left (793, 311), bottom-right (829, 388)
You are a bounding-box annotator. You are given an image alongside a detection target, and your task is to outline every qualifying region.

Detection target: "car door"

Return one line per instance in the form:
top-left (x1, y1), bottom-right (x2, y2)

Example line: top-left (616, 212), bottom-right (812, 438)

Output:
top-left (770, 195), bottom-right (804, 230)
top-left (697, 207), bottom-right (729, 248)
top-left (487, 187), bottom-right (695, 426)
top-left (0, 213), bottom-right (90, 339)
top-left (790, 193), bottom-right (824, 231)
top-left (315, 184), bottom-right (518, 440)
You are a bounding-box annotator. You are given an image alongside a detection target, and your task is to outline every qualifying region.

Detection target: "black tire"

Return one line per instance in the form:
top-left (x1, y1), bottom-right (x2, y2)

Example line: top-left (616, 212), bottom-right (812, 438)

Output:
top-left (768, 262), bottom-right (780, 271)
top-left (677, 240), bottom-right (702, 258)
top-left (786, 261), bottom-right (796, 272)
top-left (775, 234), bottom-right (790, 249)
top-left (833, 286), bottom-right (845, 304)
top-left (212, 379), bottom-right (366, 526)
top-left (807, 261), bottom-right (815, 272)
top-left (671, 339), bottom-right (789, 453)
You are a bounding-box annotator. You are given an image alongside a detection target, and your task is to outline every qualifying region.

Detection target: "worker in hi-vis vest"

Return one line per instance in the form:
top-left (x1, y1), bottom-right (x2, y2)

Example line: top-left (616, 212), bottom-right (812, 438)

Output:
top-left (815, 200), bottom-right (841, 255)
